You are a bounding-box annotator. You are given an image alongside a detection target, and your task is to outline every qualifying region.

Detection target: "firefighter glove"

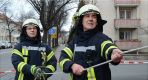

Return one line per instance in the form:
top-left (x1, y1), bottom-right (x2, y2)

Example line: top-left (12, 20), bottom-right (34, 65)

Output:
top-left (34, 67), bottom-right (45, 80)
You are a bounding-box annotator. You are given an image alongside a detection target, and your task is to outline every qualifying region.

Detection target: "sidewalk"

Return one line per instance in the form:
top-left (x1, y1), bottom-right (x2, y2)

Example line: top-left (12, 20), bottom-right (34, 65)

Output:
top-left (54, 44), bottom-right (65, 61)
top-left (50, 44), bottom-right (69, 80)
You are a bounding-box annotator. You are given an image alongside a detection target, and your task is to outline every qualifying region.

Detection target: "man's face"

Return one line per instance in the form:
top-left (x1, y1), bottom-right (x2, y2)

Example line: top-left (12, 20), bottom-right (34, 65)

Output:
top-left (82, 13), bottom-right (97, 31)
top-left (26, 25), bottom-right (37, 38)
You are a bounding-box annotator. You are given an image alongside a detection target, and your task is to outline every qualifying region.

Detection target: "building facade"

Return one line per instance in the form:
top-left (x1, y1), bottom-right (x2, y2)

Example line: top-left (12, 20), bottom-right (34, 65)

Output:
top-left (0, 12), bottom-right (21, 47)
top-left (84, 0), bottom-right (148, 53)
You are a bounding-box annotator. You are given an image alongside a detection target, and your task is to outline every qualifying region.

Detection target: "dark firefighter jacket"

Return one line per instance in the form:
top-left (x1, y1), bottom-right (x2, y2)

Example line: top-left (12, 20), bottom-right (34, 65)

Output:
top-left (59, 30), bottom-right (119, 80)
top-left (11, 27), bottom-right (57, 80)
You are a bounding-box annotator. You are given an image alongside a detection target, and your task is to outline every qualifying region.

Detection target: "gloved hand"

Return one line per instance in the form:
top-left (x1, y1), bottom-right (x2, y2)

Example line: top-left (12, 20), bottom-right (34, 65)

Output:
top-left (34, 67), bottom-right (45, 80)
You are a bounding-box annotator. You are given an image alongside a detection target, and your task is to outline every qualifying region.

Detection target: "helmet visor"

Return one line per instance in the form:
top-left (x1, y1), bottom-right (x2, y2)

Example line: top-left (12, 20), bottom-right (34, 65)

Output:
top-left (23, 23), bottom-right (38, 27)
top-left (81, 10), bottom-right (100, 16)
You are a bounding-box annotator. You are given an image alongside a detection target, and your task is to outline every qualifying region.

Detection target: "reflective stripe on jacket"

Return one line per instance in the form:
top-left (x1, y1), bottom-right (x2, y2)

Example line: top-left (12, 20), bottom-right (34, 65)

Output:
top-left (11, 43), bottom-right (57, 80)
top-left (59, 32), bottom-right (118, 80)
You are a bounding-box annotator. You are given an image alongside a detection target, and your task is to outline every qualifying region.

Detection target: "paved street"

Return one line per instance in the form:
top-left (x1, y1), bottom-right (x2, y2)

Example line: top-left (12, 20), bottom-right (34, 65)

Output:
top-left (111, 64), bottom-right (148, 80)
top-left (0, 45), bottom-right (148, 80)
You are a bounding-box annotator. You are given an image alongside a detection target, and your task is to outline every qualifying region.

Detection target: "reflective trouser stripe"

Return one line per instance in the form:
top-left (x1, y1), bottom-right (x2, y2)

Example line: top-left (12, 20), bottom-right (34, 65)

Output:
top-left (105, 46), bottom-right (118, 59)
top-left (18, 72), bottom-right (24, 80)
top-left (87, 68), bottom-right (96, 80)
top-left (63, 47), bottom-right (73, 59)
top-left (46, 65), bottom-right (55, 72)
top-left (101, 40), bottom-right (112, 57)
top-left (47, 51), bottom-right (54, 61)
top-left (59, 59), bottom-right (71, 71)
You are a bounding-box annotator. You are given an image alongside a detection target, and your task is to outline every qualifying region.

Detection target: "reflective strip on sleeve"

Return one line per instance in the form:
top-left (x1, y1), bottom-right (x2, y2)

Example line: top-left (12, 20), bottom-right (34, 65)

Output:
top-left (11, 49), bottom-right (23, 59)
top-left (59, 59), bottom-right (71, 71)
top-left (105, 46), bottom-right (118, 60)
top-left (17, 62), bottom-right (27, 72)
top-left (63, 47), bottom-right (73, 59)
top-left (101, 40), bottom-right (112, 57)
top-left (87, 67), bottom-right (96, 80)
top-left (47, 51), bottom-right (54, 61)
top-left (31, 65), bottom-right (36, 75)
top-left (46, 65), bottom-right (55, 72)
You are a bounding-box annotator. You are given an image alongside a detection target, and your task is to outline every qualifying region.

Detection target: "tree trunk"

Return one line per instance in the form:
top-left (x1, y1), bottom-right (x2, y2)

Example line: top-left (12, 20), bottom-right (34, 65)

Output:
top-left (42, 29), bottom-right (48, 44)
top-left (9, 31), bottom-right (11, 44)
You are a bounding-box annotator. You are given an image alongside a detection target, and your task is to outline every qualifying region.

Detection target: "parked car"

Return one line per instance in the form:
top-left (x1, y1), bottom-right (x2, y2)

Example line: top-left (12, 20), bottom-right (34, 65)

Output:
top-left (0, 41), bottom-right (12, 49)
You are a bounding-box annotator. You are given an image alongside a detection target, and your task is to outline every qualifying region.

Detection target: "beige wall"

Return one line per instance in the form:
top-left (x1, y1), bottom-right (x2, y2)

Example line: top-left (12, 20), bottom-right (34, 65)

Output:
top-left (85, 0), bottom-right (148, 52)
top-left (96, 0), bottom-right (118, 41)
top-left (138, 0), bottom-right (148, 52)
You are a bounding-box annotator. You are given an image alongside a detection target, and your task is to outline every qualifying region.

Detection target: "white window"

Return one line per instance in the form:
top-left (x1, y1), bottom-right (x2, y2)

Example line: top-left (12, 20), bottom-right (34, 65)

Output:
top-left (119, 31), bottom-right (132, 40)
top-left (119, 8), bottom-right (132, 19)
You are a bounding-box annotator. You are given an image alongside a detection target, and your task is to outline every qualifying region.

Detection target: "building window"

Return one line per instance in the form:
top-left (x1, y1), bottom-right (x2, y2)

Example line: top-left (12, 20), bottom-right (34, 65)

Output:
top-left (119, 31), bottom-right (132, 40)
top-left (126, 10), bottom-right (131, 19)
top-left (120, 10), bottom-right (125, 19)
top-left (119, 7), bottom-right (132, 19)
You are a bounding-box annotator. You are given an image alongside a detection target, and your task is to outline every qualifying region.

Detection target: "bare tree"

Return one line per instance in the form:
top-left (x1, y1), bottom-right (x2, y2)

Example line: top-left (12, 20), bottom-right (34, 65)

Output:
top-left (27, 0), bottom-right (76, 44)
top-left (0, 0), bottom-right (10, 11)
top-left (67, 0), bottom-right (85, 43)
top-left (3, 7), bottom-right (16, 45)
top-left (76, 0), bottom-right (85, 12)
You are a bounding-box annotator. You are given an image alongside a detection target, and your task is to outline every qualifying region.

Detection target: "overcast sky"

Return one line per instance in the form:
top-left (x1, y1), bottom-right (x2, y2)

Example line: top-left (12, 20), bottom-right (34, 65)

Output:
top-left (5, 0), bottom-right (78, 31)
top-left (7, 0), bottom-right (37, 20)
top-left (61, 3), bottom-right (77, 31)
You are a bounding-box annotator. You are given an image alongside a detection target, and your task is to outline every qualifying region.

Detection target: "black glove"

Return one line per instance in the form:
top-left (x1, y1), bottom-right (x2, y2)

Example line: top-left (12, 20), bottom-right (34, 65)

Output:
top-left (34, 67), bottom-right (45, 80)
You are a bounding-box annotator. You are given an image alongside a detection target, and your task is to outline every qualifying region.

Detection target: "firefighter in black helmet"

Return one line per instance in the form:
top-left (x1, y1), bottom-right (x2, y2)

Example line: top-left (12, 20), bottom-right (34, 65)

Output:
top-left (11, 18), bottom-right (57, 80)
top-left (59, 4), bottom-right (123, 80)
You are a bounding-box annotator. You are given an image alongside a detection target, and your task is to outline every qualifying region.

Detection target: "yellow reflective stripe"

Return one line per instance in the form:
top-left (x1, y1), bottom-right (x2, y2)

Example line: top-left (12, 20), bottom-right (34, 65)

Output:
top-left (46, 65), bottom-right (55, 72)
top-left (69, 73), bottom-right (73, 80)
top-left (59, 59), bottom-right (71, 71)
top-left (22, 48), bottom-right (24, 55)
top-left (11, 49), bottom-right (23, 59)
top-left (87, 68), bottom-right (96, 80)
top-left (25, 49), bottom-right (28, 63)
top-left (31, 65), bottom-right (36, 75)
top-left (47, 51), bottom-right (54, 61)
top-left (105, 46), bottom-right (118, 60)
top-left (22, 48), bottom-right (28, 63)
top-left (17, 62), bottom-right (26, 72)
top-left (101, 40), bottom-right (112, 57)
top-left (18, 72), bottom-right (24, 80)
top-left (63, 47), bottom-right (73, 59)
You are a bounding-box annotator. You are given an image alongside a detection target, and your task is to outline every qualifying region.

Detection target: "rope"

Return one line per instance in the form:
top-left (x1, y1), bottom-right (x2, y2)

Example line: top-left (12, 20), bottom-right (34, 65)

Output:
top-left (2, 46), bottom-right (147, 80)
top-left (43, 72), bottom-right (63, 75)
top-left (42, 46), bottom-right (148, 74)
top-left (83, 46), bottom-right (148, 71)
top-left (6, 46), bottom-right (148, 79)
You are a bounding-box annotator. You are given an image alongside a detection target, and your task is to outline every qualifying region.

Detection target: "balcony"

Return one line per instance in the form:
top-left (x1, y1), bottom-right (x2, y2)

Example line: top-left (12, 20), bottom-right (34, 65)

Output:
top-left (114, 0), bottom-right (140, 6)
top-left (114, 39), bottom-right (141, 50)
top-left (114, 19), bottom-right (140, 29)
